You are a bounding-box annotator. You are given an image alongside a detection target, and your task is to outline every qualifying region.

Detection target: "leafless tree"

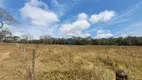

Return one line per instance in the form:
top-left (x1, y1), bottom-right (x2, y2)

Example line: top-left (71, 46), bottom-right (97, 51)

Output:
top-left (0, 28), bottom-right (12, 41)
top-left (0, 8), bottom-right (17, 42)
top-left (0, 8), bottom-right (17, 29)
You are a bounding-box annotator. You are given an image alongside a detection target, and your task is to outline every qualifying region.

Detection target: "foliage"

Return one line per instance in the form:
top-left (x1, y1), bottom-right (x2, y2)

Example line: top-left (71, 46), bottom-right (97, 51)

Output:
top-left (22, 36), bottom-right (142, 46)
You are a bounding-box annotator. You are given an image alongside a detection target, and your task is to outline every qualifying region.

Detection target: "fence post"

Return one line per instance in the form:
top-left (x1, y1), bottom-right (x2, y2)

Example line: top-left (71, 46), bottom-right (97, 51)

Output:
top-left (116, 70), bottom-right (128, 80)
top-left (32, 49), bottom-right (36, 80)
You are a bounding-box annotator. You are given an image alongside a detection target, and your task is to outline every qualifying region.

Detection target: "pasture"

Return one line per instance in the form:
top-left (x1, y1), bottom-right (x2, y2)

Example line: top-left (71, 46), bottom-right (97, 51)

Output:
top-left (0, 43), bottom-right (142, 80)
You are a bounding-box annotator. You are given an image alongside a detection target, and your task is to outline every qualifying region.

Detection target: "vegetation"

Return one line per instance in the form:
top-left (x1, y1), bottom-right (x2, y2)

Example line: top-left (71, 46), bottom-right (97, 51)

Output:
top-left (0, 8), bottom-right (17, 42)
top-left (0, 43), bottom-right (142, 80)
top-left (0, 8), bottom-right (17, 28)
top-left (18, 36), bottom-right (142, 46)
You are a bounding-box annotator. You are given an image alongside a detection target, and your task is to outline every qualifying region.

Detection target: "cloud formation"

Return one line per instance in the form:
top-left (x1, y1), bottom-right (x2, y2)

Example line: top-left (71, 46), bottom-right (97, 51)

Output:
top-left (59, 13), bottom-right (91, 37)
top-left (51, 0), bottom-right (80, 16)
top-left (20, 0), bottom-right (59, 27)
top-left (59, 20), bottom-right (90, 37)
top-left (90, 10), bottom-right (115, 23)
top-left (95, 30), bottom-right (113, 39)
top-left (10, 0), bottom-right (116, 39)
top-left (59, 10), bottom-right (116, 38)
top-left (77, 13), bottom-right (88, 20)
top-left (3, 0), bottom-right (142, 39)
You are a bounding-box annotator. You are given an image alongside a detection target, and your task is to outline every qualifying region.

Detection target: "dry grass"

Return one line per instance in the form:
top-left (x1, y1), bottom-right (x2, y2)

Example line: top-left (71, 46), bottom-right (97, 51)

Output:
top-left (0, 43), bottom-right (142, 80)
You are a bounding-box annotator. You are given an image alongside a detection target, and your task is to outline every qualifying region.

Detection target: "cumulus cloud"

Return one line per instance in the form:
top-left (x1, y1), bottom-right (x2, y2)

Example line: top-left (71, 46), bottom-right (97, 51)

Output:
top-left (20, 0), bottom-right (59, 27)
top-left (90, 10), bottom-right (115, 23)
top-left (59, 10), bottom-right (115, 38)
top-left (18, 1), bottom-right (116, 38)
top-left (77, 13), bottom-right (88, 20)
top-left (59, 19), bottom-right (91, 37)
top-left (95, 30), bottom-right (113, 39)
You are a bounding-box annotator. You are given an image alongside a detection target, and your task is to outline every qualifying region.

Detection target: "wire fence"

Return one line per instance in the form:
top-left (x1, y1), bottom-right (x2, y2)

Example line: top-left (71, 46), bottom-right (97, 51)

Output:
top-left (16, 44), bottom-right (130, 80)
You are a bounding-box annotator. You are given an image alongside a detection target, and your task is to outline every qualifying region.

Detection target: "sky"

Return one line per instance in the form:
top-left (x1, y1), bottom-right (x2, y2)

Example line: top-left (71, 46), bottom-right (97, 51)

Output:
top-left (0, 0), bottom-right (142, 39)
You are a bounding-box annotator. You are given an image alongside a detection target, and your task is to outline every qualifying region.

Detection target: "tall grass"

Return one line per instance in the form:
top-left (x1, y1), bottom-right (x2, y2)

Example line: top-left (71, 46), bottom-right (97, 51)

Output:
top-left (0, 43), bottom-right (142, 80)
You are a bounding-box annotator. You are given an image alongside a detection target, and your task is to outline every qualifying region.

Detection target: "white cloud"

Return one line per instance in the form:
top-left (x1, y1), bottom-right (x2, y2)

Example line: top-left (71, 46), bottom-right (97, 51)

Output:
top-left (20, 0), bottom-right (59, 27)
top-left (95, 29), bottom-right (113, 39)
top-left (58, 10), bottom-right (116, 38)
top-left (5, 24), bottom-right (61, 39)
top-left (90, 10), bottom-right (115, 23)
top-left (120, 34), bottom-right (128, 38)
top-left (119, 22), bottom-right (142, 37)
top-left (30, 0), bottom-right (48, 8)
top-left (77, 13), bottom-right (88, 20)
top-left (51, 0), bottom-right (80, 16)
top-left (51, 0), bottom-right (65, 16)
top-left (59, 19), bottom-right (91, 37)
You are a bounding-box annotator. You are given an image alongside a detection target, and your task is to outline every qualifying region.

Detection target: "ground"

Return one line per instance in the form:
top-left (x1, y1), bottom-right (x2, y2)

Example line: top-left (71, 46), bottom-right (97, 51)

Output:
top-left (0, 43), bottom-right (142, 80)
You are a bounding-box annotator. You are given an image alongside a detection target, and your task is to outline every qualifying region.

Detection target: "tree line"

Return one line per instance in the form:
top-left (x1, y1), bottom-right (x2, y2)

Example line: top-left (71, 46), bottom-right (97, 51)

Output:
top-left (19, 36), bottom-right (142, 46)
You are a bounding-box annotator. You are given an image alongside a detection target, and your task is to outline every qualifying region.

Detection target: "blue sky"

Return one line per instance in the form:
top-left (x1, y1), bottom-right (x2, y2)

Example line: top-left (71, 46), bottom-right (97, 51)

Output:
top-left (0, 0), bottom-right (142, 39)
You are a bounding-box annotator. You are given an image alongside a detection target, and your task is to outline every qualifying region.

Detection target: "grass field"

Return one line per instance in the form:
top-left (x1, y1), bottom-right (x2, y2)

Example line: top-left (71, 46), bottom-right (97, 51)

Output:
top-left (0, 43), bottom-right (142, 80)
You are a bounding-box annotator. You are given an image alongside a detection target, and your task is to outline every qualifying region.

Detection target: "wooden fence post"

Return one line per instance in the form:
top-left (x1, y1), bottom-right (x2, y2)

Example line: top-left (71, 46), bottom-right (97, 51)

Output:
top-left (116, 70), bottom-right (128, 80)
top-left (32, 49), bottom-right (36, 80)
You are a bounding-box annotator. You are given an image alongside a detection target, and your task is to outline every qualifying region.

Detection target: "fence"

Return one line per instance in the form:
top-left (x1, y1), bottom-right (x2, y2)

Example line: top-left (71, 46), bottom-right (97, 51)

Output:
top-left (28, 49), bottom-right (128, 80)
top-left (18, 45), bottom-right (130, 80)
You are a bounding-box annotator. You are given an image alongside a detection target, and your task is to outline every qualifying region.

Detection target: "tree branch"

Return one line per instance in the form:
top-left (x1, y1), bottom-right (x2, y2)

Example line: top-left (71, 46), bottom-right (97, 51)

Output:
top-left (0, 21), bottom-right (4, 29)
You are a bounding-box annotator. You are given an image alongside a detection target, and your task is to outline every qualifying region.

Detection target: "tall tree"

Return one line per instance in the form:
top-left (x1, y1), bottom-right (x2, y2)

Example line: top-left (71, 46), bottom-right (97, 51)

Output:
top-left (0, 8), bottom-right (17, 42)
top-left (0, 28), bottom-right (12, 42)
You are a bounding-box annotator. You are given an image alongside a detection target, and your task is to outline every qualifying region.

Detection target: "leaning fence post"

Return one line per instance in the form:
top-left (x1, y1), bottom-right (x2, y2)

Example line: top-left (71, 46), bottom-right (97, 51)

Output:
top-left (32, 49), bottom-right (36, 80)
top-left (116, 70), bottom-right (128, 80)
